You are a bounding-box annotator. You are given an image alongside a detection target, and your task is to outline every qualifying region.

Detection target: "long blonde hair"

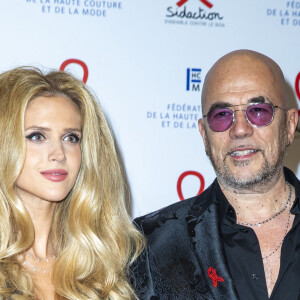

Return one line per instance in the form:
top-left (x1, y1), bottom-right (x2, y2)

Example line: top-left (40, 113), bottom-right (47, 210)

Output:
top-left (0, 67), bottom-right (144, 299)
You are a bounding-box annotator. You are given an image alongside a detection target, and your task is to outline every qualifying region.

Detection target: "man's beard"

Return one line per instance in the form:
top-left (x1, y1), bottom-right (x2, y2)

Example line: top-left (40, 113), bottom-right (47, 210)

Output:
top-left (204, 125), bottom-right (288, 191)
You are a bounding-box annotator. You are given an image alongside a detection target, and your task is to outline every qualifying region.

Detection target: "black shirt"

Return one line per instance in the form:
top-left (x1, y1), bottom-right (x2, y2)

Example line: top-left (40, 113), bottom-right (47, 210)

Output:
top-left (218, 168), bottom-right (300, 300)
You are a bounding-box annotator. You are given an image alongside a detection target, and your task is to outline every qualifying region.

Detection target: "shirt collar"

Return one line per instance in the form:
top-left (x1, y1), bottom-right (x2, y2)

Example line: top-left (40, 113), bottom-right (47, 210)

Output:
top-left (284, 167), bottom-right (300, 215)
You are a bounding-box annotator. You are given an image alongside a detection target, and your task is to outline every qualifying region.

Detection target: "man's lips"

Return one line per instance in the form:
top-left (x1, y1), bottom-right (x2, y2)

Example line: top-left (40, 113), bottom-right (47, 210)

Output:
top-left (229, 148), bottom-right (258, 159)
top-left (40, 169), bottom-right (68, 182)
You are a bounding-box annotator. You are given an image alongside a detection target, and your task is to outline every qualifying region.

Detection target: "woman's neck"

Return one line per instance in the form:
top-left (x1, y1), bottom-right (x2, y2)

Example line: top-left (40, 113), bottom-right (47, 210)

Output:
top-left (21, 196), bottom-right (56, 257)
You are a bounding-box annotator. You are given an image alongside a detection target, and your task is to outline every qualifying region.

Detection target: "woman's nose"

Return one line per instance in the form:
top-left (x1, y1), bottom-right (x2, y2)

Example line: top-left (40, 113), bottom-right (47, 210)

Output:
top-left (48, 141), bottom-right (66, 163)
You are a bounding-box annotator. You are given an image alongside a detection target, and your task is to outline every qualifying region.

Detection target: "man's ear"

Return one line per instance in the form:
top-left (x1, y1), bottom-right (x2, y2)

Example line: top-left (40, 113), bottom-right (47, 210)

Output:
top-left (198, 118), bottom-right (208, 149)
top-left (286, 108), bottom-right (299, 146)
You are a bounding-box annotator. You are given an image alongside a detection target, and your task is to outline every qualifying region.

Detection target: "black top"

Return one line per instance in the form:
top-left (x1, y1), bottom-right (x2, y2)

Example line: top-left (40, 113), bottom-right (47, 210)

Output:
top-left (217, 168), bottom-right (300, 300)
top-left (131, 167), bottom-right (300, 300)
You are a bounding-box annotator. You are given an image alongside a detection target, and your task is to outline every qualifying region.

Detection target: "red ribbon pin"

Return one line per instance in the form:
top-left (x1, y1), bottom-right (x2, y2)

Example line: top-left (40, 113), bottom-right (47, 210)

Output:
top-left (207, 267), bottom-right (224, 288)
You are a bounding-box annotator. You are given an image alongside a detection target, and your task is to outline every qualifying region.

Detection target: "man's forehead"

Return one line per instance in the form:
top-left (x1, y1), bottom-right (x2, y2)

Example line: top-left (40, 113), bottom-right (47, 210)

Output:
top-left (208, 55), bottom-right (274, 86)
top-left (201, 51), bottom-right (286, 110)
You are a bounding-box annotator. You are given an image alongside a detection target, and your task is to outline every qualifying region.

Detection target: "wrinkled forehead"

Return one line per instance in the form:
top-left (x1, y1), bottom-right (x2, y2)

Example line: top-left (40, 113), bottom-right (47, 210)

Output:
top-left (201, 53), bottom-right (287, 113)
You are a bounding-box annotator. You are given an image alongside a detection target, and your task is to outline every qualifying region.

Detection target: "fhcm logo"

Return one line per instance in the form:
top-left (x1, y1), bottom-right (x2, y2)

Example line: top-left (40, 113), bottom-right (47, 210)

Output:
top-left (186, 68), bottom-right (201, 91)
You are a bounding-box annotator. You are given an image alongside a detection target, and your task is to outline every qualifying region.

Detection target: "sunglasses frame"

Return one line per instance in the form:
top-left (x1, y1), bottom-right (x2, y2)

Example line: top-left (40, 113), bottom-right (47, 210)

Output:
top-left (203, 102), bottom-right (287, 132)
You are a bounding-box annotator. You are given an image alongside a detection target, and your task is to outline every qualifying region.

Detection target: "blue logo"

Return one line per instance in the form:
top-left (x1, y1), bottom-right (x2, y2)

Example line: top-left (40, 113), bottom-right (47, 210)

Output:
top-left (266, 2), bottom-right (300, 26)
top-left (186, 68), bottom-right (201, 91)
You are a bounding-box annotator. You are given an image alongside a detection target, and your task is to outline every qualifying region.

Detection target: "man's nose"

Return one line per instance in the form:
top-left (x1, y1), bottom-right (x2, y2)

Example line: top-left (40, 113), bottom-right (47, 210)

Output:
top-left (229, 110), bottom-right (254, 139)
top-left (48, 141), bottom-right (66, 163)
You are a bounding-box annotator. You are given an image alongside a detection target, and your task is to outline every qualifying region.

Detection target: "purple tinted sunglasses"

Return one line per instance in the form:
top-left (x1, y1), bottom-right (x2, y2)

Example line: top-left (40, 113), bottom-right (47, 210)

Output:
top-left (203, 103), bottom-right (287, 132)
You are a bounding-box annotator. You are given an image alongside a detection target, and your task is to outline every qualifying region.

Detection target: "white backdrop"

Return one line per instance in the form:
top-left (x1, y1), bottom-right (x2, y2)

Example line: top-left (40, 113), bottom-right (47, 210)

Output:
top-left (0, 0), bottom-right (299, 217)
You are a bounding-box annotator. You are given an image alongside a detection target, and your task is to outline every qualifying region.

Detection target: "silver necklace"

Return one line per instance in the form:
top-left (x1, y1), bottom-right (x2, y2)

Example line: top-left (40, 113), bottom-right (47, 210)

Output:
top-left (237, 182), bottom-right (292, 227)
top-left (262, 210), bottom-right (291, 260)
top-left (23, 252), bottom-right (56, 274)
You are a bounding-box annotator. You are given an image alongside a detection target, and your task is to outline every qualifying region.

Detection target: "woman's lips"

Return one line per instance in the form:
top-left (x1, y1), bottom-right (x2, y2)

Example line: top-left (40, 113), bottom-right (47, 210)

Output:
top-left (40, 169), bottom-right (68, 182)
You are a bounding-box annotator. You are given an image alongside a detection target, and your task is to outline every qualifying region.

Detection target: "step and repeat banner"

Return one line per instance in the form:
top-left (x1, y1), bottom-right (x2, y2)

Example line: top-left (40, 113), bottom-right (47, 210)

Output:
top-left (0, 0), bottom-right (299, 217)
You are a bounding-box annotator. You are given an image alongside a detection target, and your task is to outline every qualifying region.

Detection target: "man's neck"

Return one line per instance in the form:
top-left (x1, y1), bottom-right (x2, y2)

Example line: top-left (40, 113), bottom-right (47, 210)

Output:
top-left (218, 172), bottom-right (290, 223)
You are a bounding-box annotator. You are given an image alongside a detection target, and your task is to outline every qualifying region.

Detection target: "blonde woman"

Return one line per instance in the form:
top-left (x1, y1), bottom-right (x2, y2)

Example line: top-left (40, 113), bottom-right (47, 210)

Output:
top-left (0, 67), bottom-right (144, 299)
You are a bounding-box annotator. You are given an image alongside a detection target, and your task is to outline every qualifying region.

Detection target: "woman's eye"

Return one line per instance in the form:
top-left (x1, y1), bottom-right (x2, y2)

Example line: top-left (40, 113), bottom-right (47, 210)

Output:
top-left (64, 134), bottom-right (80, 143)
top-left (25, 132), bottom-right (46, 142)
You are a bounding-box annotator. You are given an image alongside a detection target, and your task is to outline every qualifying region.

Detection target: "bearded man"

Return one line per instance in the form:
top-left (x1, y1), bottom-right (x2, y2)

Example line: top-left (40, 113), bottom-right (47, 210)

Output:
top-left (132, 50), bottom-right (299, 300)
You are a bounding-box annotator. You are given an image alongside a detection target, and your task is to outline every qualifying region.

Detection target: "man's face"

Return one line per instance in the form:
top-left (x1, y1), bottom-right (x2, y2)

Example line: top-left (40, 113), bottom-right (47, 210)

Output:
top-left (199, 55), bottom-right (295, 191)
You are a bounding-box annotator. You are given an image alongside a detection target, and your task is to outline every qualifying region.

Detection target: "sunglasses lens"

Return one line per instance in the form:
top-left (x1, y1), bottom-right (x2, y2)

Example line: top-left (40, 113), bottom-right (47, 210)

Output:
top-left (246, 103), bottom-right (274, 127)
top-left (207, 108), bottom-right (233, 132)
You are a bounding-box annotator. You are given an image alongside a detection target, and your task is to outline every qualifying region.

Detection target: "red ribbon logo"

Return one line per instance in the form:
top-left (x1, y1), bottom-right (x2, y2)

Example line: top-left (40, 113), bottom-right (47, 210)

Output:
top-left (176, 0), bottom-right (213, 8)
top-left (207, 267), bottom-right (224, 288)
top-left (60, 59), bottom-right (89, 84)
top-left (177, 171), bottom-right (205, 201)
top-left (295, 72), bottom-right (300, 116)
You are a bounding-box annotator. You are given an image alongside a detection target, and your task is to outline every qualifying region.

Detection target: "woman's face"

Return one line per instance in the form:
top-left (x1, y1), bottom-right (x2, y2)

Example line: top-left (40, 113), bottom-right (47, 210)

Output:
top-left (16, 96), bottom-right (82, 204)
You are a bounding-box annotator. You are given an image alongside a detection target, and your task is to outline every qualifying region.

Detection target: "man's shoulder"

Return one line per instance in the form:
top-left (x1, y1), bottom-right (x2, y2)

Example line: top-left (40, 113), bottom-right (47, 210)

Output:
top-left (134, 196), bottom-right (196, 226)
top-left (134, 181), bottom-right (217, 235)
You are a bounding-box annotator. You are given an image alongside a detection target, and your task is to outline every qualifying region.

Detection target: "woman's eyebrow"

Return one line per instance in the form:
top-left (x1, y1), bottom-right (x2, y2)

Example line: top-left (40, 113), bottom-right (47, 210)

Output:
top-left (24, 126), bottom-right (81, 132)
top-left (25, 126), bottom-right (51, 131)
top-left (63, 128), bottom-right (82, 132)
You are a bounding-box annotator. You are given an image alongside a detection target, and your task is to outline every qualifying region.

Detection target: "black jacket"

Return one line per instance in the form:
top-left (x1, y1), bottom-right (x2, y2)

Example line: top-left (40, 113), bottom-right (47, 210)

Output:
top-left (131, 180), bottom-right (240, 300)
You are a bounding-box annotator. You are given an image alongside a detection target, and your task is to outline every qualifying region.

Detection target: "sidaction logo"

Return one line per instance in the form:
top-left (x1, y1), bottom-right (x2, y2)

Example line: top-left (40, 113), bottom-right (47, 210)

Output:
top-left (177, 0), bottom-right (213, 9)
top-left (60, 59), bottom-right (89, 83)
top-left (295, 72), bottom-right (300, 116)
top-left (295, 72), bottom-right (300, 133)
top-left (165, 0), bottom-right (224, 26)
top-left (177, 171), bottom-right (205, 200)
